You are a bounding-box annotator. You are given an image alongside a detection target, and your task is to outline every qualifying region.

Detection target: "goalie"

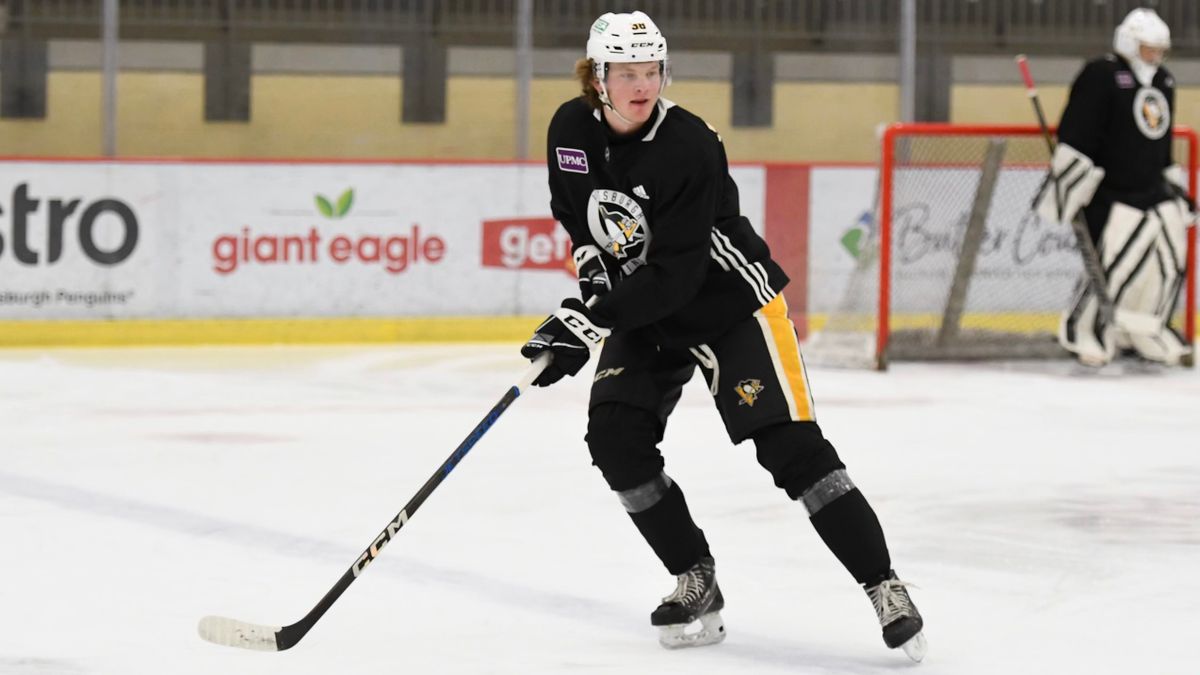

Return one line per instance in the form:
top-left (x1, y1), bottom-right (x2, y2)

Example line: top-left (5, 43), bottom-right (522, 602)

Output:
top-left (1033, 8), bottom-right (1193, 366)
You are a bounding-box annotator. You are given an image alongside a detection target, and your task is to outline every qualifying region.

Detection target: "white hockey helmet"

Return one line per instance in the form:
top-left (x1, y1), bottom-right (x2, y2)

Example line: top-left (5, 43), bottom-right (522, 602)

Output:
top-left (1113, 8), bottom-right (1171, 64)
top-left (586, 11), bottom-right (669, 83)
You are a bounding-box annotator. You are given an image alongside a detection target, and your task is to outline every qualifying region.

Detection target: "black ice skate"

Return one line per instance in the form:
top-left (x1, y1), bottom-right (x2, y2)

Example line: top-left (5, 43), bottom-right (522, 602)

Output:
top-left (865, 571), bottom-right (927, 662)
top-left (650, 555), bottom-right (726, 649)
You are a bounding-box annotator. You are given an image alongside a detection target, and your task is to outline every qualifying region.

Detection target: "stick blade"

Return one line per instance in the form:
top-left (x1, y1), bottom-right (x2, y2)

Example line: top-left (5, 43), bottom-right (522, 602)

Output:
top-left (198, 615), bottom-right (283, 651)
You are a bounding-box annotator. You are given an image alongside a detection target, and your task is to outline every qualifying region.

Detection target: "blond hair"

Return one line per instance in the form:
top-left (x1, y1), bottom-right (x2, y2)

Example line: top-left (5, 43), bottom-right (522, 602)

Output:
top-left (574, 58), bottom-right (602, 110)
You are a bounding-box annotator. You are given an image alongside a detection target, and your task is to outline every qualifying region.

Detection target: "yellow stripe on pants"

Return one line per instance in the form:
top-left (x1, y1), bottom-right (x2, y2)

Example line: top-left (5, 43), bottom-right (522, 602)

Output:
top-left (755, 295), bottom-right (815, 421)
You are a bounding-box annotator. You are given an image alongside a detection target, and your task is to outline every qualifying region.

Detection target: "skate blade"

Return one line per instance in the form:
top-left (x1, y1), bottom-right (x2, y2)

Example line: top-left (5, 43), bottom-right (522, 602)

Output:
top-left (657, 611), bottom-right (726, 649)
top-left (899, 630), bottom-right (927, 663)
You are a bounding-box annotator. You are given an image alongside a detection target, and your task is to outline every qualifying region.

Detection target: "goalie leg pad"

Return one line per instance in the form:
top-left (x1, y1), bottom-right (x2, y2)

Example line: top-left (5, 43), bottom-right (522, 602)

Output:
top-left (1064, 200), bottom-right (1194, 365)
top-left (1060, 286), bottom-right (1117, 366)
top-left (1101, 202), bottom-right (1160, 294)
top-left (1128, 328), bottom-right (1191, 365)
top-left (1123, 200), bottom-right (1193, 364)
top-left (1102, 202), bottom-right (1162, 340)
top-left (1061, 201), bottom-right (1154, 364)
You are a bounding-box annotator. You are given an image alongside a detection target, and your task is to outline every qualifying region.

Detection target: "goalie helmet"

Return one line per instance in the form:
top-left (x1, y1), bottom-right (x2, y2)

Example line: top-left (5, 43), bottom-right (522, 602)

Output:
top-left (1114, 8), bottom-right (1170, 77)
top-left (586, 11), bottom-right (670, 91)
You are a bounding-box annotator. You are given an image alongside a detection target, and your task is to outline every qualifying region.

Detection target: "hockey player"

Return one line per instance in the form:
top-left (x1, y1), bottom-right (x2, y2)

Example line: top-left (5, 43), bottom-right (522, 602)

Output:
top-left (519, 10), bottom-right (925, 661)
top-left (1034, 7), bottom-right (1193, 366)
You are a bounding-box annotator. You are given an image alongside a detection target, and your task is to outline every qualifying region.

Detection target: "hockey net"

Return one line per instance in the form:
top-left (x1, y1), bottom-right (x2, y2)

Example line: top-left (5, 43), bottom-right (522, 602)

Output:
top-left (804, 123), bottom-right (1197, 369)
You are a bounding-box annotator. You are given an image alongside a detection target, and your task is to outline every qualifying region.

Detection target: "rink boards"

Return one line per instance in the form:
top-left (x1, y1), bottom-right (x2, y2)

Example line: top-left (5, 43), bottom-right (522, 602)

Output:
top-left (0, 159), bottom-right (1193, 345)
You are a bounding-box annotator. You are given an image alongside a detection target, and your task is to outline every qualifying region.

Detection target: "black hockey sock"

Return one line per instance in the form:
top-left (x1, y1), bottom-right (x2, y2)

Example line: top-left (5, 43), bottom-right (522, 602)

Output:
top-left (629, 482), bottom-right (711, 575)
top-left (808, 488), bottom-right (892, 586)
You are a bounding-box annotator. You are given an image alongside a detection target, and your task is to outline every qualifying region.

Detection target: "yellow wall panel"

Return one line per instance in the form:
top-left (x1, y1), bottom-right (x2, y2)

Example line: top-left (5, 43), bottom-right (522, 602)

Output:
top-left (2, 72), bottom-right (1195, 162)
top-left (531, 80), bottom-right (899, 163)
top-left (952, 84), bottom-right (1069, 126)
top-left (727, 82), bottom-right (898, 162)
top-left (0, 72), bottom-right (104, 156)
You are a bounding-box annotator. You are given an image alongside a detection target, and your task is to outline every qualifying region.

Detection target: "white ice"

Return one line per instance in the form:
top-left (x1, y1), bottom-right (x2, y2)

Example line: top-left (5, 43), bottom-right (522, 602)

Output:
top-left (1, 344), bottom-right (1197, 674)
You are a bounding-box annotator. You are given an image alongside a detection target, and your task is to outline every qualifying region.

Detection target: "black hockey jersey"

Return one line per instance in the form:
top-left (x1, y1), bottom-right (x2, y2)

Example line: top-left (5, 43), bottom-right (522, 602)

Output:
top-left (546, 96), bottom-right (788, 349)
top-left (1058, 53), bottom-right (1175, 204)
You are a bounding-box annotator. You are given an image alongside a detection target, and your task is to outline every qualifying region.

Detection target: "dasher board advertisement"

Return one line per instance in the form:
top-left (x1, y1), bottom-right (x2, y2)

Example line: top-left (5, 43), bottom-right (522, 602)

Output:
top-left (0, 161), bottom-right (764, 320)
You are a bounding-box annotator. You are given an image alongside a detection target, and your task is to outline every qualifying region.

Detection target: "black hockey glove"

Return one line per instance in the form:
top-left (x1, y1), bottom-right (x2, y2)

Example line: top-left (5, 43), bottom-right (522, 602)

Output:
top-left (520, 298), bottom-right (611, 387)
top-left (1166, 180), bottom-right (1197, 213)
top-left (573, 244), bottom-right (614, 303)
top-left (1164, 164), bottom-right (1197, 212)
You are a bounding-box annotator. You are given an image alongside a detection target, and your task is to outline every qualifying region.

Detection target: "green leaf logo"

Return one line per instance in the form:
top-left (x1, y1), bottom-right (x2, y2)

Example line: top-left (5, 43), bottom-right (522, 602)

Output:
top-left (315, 188), bottom-right (355, 219)
top-left (316, 195), bottom-right (334, 218)
top-left (840, 228), bottom-right (863, 259)
top-left (335, 189), bottom-right (354, 217)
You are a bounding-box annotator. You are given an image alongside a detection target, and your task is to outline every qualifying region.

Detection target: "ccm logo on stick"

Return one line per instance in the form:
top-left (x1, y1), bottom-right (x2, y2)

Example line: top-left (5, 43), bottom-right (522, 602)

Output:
top-left (352, 510), bottom-right (410, 576)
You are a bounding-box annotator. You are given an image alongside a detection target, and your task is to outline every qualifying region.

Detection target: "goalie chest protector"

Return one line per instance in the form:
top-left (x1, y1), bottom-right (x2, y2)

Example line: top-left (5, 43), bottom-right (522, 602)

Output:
top-left (1057, 53), bottom-right (1174, 197)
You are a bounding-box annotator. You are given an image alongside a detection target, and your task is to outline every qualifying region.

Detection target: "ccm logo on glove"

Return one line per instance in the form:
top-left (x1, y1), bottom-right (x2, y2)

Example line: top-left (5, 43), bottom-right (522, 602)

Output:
top-left (520, 298), bottom-right (611, 387)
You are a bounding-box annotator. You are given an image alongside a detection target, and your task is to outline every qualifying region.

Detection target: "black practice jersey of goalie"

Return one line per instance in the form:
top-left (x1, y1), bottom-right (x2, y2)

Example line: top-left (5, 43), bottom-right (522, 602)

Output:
top-left (1058, 53), bottom-right (1175, 207)
top-left (547, 97), bottom-right (788, 349)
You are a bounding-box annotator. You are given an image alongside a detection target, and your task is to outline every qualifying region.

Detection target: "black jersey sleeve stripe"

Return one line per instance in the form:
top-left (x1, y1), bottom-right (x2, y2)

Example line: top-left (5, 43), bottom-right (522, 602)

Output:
top-left (709, 249), bottom-right (731, 270)
top-left (710, 229), bottom-right (776, 305)
top-left (709, 234), bottom-right (772, 305)
top-left (710, 241), bottom-right (771, 305)
top-left (718, 244), bottom-right (775, 306)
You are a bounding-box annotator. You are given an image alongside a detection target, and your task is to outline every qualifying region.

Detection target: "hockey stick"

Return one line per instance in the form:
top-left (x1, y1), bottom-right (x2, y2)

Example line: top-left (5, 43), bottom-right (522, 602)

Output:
top-left (1016, 54), bottom-right (1117, 333)
top-left (198, 349), bottom-right (555, 651)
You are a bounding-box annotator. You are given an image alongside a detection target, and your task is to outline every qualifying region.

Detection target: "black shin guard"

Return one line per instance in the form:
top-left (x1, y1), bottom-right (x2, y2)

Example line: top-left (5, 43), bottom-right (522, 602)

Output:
top-left (809, 488), bottom-right (892, 586)
top-left (629, 482), bottom-right (711, 575)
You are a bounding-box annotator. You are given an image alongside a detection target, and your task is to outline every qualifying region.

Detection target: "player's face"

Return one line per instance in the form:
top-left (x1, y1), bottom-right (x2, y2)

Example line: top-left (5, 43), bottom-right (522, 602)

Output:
top-left (598, 61), bottom-right (662, 133)
top-left (1139, 44), bottom-right (1166, 66)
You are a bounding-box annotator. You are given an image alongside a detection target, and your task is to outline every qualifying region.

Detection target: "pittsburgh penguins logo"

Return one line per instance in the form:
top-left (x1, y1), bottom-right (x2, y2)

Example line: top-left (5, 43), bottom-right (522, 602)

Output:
top-left (586, 189), bottom-right (650, 274)
top-left (734, 379), bottom-right (764, 407)
top-left (1133, 87), bottom-right (1170, 140)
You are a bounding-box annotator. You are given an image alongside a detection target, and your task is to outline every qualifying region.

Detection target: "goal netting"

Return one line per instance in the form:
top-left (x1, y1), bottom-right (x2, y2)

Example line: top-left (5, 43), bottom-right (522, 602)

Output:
top-left (804, 123), bottom-right (1197, 369)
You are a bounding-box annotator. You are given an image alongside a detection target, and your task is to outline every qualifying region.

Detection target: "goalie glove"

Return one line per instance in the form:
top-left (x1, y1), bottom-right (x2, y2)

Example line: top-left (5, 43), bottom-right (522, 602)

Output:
top-left (573, 244), bottom-right (614, 303)
top-left (520, 298), bottom-right (612, 387)
top-left (1033, 142), bottom-right (1105, 225)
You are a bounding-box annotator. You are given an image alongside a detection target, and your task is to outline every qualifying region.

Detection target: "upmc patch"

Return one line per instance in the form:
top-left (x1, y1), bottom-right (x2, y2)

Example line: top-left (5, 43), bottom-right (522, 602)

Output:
top-left (1115, 71), bottom-right (1135, 89)
top-left (556, 147), bottom-right (589, 174)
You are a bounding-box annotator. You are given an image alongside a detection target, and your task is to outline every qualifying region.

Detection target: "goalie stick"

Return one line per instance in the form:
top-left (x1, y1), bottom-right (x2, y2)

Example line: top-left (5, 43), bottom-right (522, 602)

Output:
top-left (198, 349), bottom-right (555, 652)
top-left (1016, 54), bottom-right (1118, 337)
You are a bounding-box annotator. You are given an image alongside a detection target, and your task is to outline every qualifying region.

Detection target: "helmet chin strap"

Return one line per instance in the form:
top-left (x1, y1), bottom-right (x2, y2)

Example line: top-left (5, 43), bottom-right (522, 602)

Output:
top-left (596, 84), bottom-right (639, 128)
top-left (593, 62), bottom-right (668, 130)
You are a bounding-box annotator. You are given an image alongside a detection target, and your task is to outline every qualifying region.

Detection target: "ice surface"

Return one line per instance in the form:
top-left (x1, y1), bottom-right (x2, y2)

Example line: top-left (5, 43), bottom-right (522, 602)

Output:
top-left (1, 344), bottom-right (1196, 674)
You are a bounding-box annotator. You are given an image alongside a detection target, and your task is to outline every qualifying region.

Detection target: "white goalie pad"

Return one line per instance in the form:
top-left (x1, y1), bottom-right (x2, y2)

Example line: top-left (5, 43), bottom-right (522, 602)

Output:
top-left (1062, 200), bottom-right (1193, 365)
top-left (1033, 143), bottom-right (1105, 225)
top-left (1117, 200), bottom-right (1193, 364)
top-left (1102, 202), bottom-right (1163, 298)
top-left (1059, 286), bottom-right (1117, 366)
top-left (1157, 196), bottom-right (1192, 262)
